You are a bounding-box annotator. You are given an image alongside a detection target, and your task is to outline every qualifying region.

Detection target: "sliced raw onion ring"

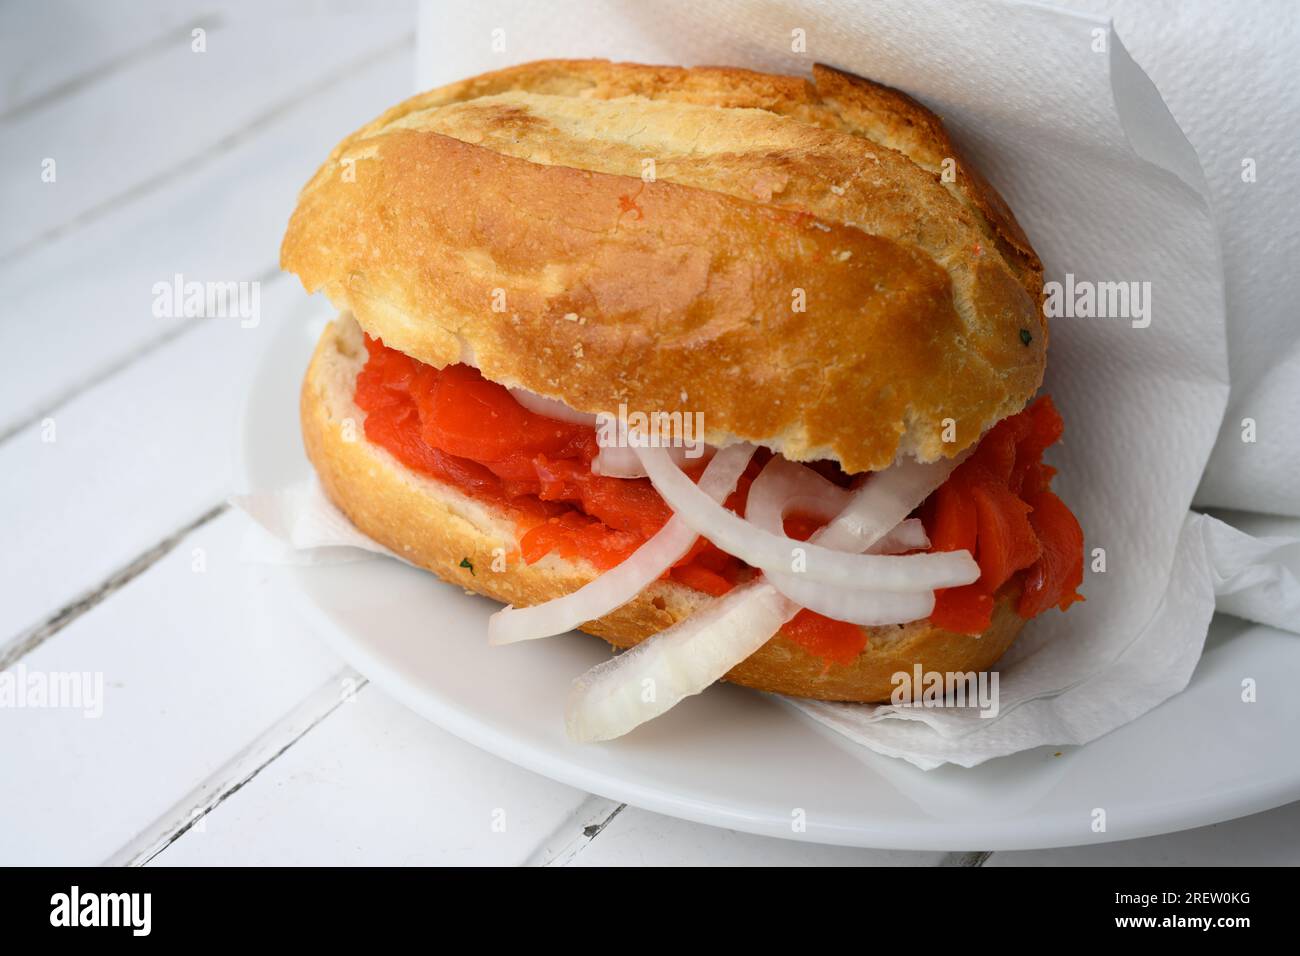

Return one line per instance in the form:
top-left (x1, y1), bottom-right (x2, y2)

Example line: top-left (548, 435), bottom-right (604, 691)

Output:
top-left (567, 450), bottom-right (973, 740)
top-left (812, 451), bottom-right (966, 553)
top-left (745, 456), bottom-right (936, 625)
top-left (634, 446), bottom-right (978, 591)
top-left (566, 580), bottom-right (797, 743)
top-left (486, 444), bottom-right (756, 645)
top-left (743, 456), bottom-right (930, 554)
top-left (743, 455), bottom-right (852, 534)
top-left (871, 518), bottom-right (930, 555)
top-left (766, 574), bottom-right (934, 625)
top-left (590, 443), bottom-right (645, 478)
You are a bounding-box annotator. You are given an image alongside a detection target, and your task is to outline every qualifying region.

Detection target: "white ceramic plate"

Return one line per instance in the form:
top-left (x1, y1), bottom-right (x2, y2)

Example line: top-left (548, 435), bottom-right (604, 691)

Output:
top-left (241, 309), bottom-right (1300, 850)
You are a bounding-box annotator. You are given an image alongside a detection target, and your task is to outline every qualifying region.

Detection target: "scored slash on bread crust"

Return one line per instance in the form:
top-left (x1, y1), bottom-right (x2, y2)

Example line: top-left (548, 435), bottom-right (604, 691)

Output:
top-left (283, 59), bottom-right (1046, 475)
top-left (302, 314), bottom-right (1026, 702)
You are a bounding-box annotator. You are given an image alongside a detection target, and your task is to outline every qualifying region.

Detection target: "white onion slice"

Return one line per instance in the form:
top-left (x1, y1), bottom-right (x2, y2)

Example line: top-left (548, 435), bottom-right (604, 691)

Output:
top-left (743, 457), bottom-right (930, 554)
top-left (566, 580), bottom-right (797, 743)
top-left (743, 456), bottom-right (852, 535)
top-left (738, 457), bottom-right (941, 629)
top-left (871, 518), bottom-right (930, 555)
top-left (634, 446), bottom-right (978, 591)
top-left (744, 456), bottom-right (936, 625)
top-left (507, 386), bottom-right (599, 426)
top-left (812, 451), bottom-right (967, 553)
top-left (590, 443), bottom-right (645, 478)
top-left (567, 451), bottom-right (972, 740)
top-left (486, 444), bottom-right (756, 645)
top-left (766, 574), bottom-right (935, 625)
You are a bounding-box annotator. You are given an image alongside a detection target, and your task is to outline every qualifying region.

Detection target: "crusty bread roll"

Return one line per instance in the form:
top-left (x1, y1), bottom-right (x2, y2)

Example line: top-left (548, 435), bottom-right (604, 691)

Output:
top-left (283, 59), bottom-right (1045, 474)
top-left (302, 314), bottom-right (1026, 702)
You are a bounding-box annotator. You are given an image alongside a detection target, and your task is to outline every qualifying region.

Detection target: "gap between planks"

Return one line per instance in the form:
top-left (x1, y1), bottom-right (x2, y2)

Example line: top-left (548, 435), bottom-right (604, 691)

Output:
top-left (938, 850), bottom-right (993, 866)
top-left (0, 501), bottom-right (229, 670)
top-left (103, 668), bottom-right (368, 866)
top-left (522, 796), bottom-right (628, 867)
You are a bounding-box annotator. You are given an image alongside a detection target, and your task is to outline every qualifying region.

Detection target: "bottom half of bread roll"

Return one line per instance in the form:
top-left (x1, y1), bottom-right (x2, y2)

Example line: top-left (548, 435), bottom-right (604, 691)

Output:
top-left (300, 314), bottom-right (1025, 702)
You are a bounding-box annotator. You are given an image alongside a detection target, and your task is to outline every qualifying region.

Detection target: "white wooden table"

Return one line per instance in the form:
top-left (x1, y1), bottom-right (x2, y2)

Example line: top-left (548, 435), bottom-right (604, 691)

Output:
top-left (2, 0), bottom-right (1295, 867)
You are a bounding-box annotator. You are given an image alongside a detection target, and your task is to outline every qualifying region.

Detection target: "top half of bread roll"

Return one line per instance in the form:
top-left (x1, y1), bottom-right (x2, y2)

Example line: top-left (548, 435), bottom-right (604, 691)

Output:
top-left (281, 59), bottom-right (1046, 475)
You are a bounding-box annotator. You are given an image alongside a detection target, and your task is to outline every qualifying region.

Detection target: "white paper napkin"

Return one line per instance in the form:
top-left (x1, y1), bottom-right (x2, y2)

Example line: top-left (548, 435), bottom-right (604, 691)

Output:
top-left (232, 479), bottom-right (401, 566)
top-left (237, 0), bottom-right (1299, 769)
top-left (1034, 0), bottom-right (1300, 517)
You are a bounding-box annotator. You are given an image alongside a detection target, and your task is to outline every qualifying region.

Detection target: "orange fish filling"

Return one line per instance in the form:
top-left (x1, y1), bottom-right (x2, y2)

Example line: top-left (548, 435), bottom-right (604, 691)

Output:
top-left (353, 335), bottom-right (1083, 664)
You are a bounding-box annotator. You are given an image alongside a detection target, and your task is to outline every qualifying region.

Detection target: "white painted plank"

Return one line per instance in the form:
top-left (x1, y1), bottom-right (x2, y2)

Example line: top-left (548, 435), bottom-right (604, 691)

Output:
top-left (0, 5), bottom-right (411, 258)
top-left (0, 0), bottom-right (209, 117)
top-left (0, 37), bottom-right (411, 440)
top-left (987, 801), bottom-right (1300, 867)
top-left (0, 508), bottom-right (343, 866)
top-left (0, 277), bottom-right (304, 641)
top-left (149, 681), bottom-right (591, 866)
top-left (560, 806), bottom-right (949, 866)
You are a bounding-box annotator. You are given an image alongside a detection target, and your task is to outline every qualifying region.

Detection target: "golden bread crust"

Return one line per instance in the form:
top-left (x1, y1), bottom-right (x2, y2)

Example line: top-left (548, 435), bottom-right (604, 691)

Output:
top-left (301, 315), bottom-right (1025, 702)
top-left (283, 59), bottom-right (1045, 474)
